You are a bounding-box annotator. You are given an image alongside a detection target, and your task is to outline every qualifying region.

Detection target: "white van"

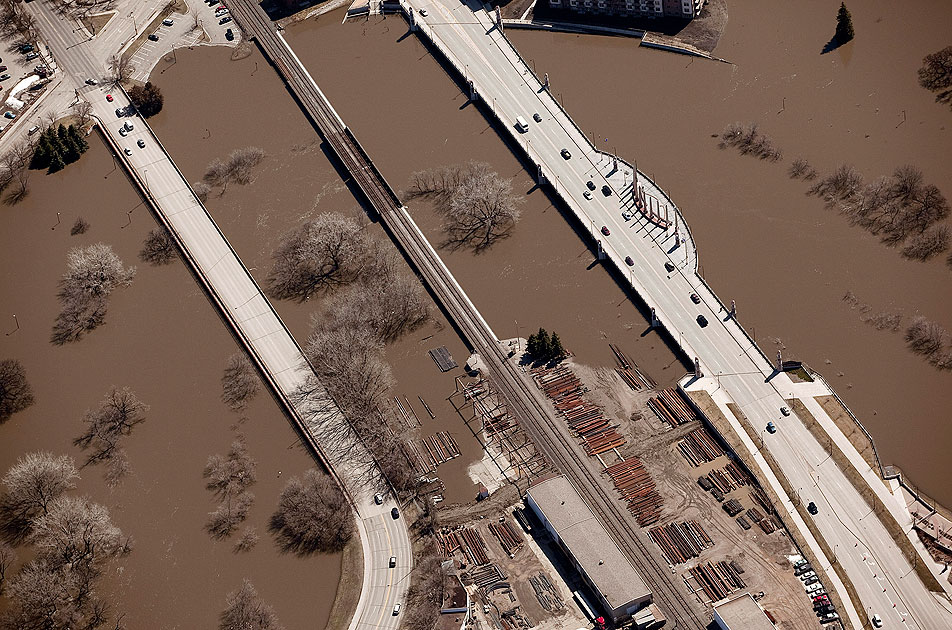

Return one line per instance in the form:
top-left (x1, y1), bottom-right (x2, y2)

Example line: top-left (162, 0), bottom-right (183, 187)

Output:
top-left (514, 116), bottom-right (528, 133)
top-left (27, 125), bottom-right (39, 135)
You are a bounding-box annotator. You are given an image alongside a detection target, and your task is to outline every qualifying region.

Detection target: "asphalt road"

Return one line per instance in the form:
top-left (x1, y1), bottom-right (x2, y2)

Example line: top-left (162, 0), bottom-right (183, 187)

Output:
top-left (416, 1), bottom-right (952, 628)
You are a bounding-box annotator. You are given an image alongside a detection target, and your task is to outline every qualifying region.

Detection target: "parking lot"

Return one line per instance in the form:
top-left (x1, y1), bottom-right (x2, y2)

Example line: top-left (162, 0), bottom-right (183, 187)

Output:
top-left (127, 1), bottom-right (238, 82)
top-left (0, 41), bottom-right (55, 132)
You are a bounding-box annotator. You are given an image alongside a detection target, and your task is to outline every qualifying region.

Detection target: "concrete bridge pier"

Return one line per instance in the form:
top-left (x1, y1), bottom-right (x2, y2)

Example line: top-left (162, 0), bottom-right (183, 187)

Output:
top-left (543, 72), bottom-right (549, 91)
top-left (495, 6), bottom-right (502, 29)
top-left (597, 239), bottom-right (606, 260)
top-left (694, 357), bottom-right (703, 378)
top-left (408, 8), bottom-right (417, 31)
top-left (776, 350), bottom-right (783, 371)
top-left (650, 307), bottom-right (659, 328)
top-left (468, 79), bottom-right (477, 100)
top-left (536, 163), bottom-right (546, 184)
top-left (730, 300), bottom-right (736, 319)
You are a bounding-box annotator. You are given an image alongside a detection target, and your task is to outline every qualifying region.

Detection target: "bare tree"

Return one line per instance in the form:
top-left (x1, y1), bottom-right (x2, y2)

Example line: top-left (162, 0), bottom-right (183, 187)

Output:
top-left (269, 469), bottom-right (353, 555)
top-left (918, 46), bottom-right (952, 107)
top-left (902, 223), bottom-right (951, 261)
top-left (139, 228), bottom-right (177, 265)
top-left (414, 162), bottom-right (522, 251)
top-left (809, 164), bottom-right (863, 208)
top-left (108, 55), bottom-right (134, 84)
top-left (51, 243), bottom-right (135, 345)
top-left (192, 180), bottom-right (211, 203)
top-left (0, 141), bottom-right (33, 204)
top-left (74, 387), bottom-right (148, 474)
top-left (202, 147), bottom-right (267, 195)
top-left (0, 452), bottom-right (78, 543)
top-left (71, 217), bottom-right (90, 235)
top-left (267, 212), bottom-right (371, 301)
top-left (203, 437), bottom-right (257, 499)
top-left (0, 541), bottom-right (14, 596)
top-left (206, 492), bottom-right (254, 540)
top-left (323, 268), bottom-right (429, 343)
top-left (30, 496), bottom-right (126, 572)
top-left (717, 122), bottom-right (782, 161)
top-left (221, 354), bottom-right (261, 412)
top-left (905, 316), bottom-right (950, 361)
top-left (862, 311), bottom-right (903, 332)
top-left (0, 359), bottom-right (34, 423)
top-left (73, 100), bottom-right (93, 128)
top-left (788, 157), bottom-right (817, 180)
top-left (233, 527), bottom-right (258, 553)
top-left (403, 544), bottom-right (445, 630)
top-left (220, 580), bottom-right (284, 630)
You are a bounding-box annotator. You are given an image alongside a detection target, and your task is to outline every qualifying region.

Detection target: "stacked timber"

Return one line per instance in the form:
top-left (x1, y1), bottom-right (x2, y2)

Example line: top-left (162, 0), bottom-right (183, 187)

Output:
top-left (736, 516), bottom-right (752, 530)
top-left (470, 564), bottom-right (506, 590)
top-left (532, 365), bottom-right (626, 457)
top-left (677, 428), bottom-right (725, 467)
top-left (420, 431), bottom-right (461, 469)
top-left (529, 573), bottom-right (563, 612)
top-left (647, 388), bottom-right (698, 427)
top-left (404, 440), bottom-right (434, 476)
top-left (749, 487), bottom-right (775, 516)
top-left (722, 498), bottom-right (743, 517)
top-left (648, 520), bottom-right (713, 565)
top-left (438, 529), bottom-right (462, 557)
top-left (687, 561), bottom-right (746, 602)
top-left (610, 344), bottom-right (656, 391)
top-left (488, 519), bottom-right (524, 557)
top-left (604, 458), bottom-right (663, 527)
top-left (459, 527), bottom-right (490, 566)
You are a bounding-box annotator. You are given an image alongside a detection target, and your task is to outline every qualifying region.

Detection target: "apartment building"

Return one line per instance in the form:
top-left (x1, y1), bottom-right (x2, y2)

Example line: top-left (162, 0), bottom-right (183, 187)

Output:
top-left (548, 0), bottom-right (704, 19)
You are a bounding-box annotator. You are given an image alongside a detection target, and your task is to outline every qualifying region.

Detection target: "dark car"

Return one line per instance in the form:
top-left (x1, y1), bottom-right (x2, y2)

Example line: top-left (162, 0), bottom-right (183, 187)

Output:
top-left (0, 74), bottom-right (9, 81)
top-left (807, 501), bottom-right (819, 515)
top-left (0, 66), bottom-right (7, 72)
top-left (19, 44), bottom-right (33, 53)
top-left (116, 107), bottom-right (124, 118)
top-left (586, 180), bottom-right (596, 190)
top-left (148, 33), bottom-right (159, 41)
top-left (601, 184), bottom-right (612, 196)
top-left (532, 112), bottom-right (542, 122)
top-left (219, 16), bottom-right (232, 24)
top-left (391, 507), bottom-right (400, 519)
top-left (600, 225), bottom-right (610, 236)
top-left (697, 315), bottom-right (708, 328)
top-left (560, 148), bottom-right (571, 159)
top-left (225, 28), bottom-right (234, 41)
top-left (690, 293), bottom-right (700, 304)
top-left (664, 261), bottom-right (675, 272)
top-left (625, 256), bottom-right (634, 266)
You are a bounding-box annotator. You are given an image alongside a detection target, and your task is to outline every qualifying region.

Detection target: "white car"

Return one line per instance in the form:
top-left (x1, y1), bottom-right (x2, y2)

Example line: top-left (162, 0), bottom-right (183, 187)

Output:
top-left (419, 8), bottom-right (427, 16)
top-left (805, 581), bottom-right (823, 593)
top-left (622, 210), bottom-right (633, 221)
top-left (124, 148), bottom-right (132, 156)
top-left (119, 127), bottom-right (127, 136)
top-left (871, 614), bottom-right (882, 628)
top-left (137, 139), bottom-right (146, 149)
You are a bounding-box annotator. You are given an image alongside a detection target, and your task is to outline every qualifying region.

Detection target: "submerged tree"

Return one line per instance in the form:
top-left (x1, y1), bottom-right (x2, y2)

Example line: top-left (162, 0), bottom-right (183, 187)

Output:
top-left (269, 469), bottom-right (353, 555)
top-left (221, 354), bottom-right (261, 412)
top-left (139, 228), bottom-right (177, 266)
top-left (0, 452), bottom-right (78, 543)
top-left (219, 580), bottom-right (284, 630)
top-left (0, 359), bottom-right (34, 424)
top-left (835, 3), bottom-right (854, 44)
top-left (918, 46), bottom-right (952, 108)
top-left (74, 387), bottom-right (148, 483)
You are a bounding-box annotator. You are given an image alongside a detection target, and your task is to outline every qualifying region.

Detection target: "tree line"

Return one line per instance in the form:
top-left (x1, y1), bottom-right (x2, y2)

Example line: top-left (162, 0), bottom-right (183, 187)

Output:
top-left (30, 124), bottom-right (89, 174)
top-left (525, 328), bottom-right (567, 363)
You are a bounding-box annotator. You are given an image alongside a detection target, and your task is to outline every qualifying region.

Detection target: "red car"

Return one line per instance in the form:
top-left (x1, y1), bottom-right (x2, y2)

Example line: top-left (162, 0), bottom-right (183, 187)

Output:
top-left (106, 94), bottom-right (113, 102)
top-left (600, 225), bottom-right (610, 236)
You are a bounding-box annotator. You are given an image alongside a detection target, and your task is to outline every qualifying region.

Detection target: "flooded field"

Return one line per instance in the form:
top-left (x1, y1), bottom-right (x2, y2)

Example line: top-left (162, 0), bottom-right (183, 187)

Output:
top-left (280, 0), bottom-right (952, 506)
top-left (0, 141), bottom-right (341, 628)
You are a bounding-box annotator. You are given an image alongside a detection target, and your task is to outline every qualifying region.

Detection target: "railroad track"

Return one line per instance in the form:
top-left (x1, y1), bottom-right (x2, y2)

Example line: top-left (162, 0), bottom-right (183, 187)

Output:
top-left (231, 2), bottom-right (706, 627)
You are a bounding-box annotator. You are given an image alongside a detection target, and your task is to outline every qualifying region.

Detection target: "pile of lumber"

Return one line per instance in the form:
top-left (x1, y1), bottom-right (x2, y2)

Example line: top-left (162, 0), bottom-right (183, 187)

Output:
top-left (648, 520), bottom-right (713, 565)
top-left (647, 388), bottom-right (698, 427)
top-left (533, 365), bottom-right (626, 457)
top-left (459, 527), bottom-right (490, 566)
top-left (610, 344), bottom-right (656, 391)
top-left (687, 561), bottom-right (746, 602)
top-left (604, 458), bottom-right (663, 526)
top-left (677, 428), bottom-right (725, 467)
top-left (438, 529), bottom-right (462, 557)
top-left (722, 498), bottom-right (743, 517)
top-left (420, 431), bottom-right (461, 469)
top-left (488, 519), bottom-right (523, 558)
top-left (470, 564), bottom-right (506, 590)
top-left (529, 573), bottom-right (563, 612)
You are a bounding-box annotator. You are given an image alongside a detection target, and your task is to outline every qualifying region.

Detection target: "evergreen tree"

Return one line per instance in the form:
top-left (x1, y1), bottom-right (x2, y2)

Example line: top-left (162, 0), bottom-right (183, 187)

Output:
top-left (536, 328), bottom-right (550, 359)
top-left (549, 333), bottom-right (565, 360)
top-left (48, 152), bottom-right (66, 174)
top-left (30, 136), bottom-right (51, 169)
top-left (526, 333), bottom-right (538, 356)
top-left (68, 125), bottom-right (89, 154)
top-left (835, 3), bottom-right (854, 43)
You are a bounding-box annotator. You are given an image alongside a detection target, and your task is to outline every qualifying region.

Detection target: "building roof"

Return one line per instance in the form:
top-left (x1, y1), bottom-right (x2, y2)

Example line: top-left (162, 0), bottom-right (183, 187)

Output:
top-left (527, 476), bottom-right (650, 610)
top-left (713, 593), bottom-right (775, 630)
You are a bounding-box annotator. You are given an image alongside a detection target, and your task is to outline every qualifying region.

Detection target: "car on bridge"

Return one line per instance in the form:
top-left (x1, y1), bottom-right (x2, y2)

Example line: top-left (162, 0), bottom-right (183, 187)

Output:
top-left (622, 210), bottom-right (633, 221)
top-left (137, 139), bottom-right (146, 148)
top-left (583, 191), bottom-right (592, 200)
top-left (560, 148), bottom-right (571, 159)
top-left (124, 148), bottom-right (132, 156)
top-left (389, 556), bottom-right (396, 568)
top-left (374, 493), bottom-right (383, 504)
top-left (532, 112), bottom-right (542, 122)
top-left (106, 94), bottom-right (113, 102)
top-left (664, 261), bottom-right (675, 272)
top-left (625, 256), bottom-right (634, 266)
top-left (766, 422), bottom-right (776, 434)
top-left (116, 108), bottom-right (124, 117)
top-left (419, 8), bottom-right (427, 16)
top-left (391, 507), bottom-right (400, 519)
top-left (807, 501), bottom-right (819, 515)
top-left (697, 314), bottom-right (708, 328)
top-left (600, 225), bottom-right (610, 236)
top-left (601, 184), bottom-right (612, 196)
top-left (690, 293), bottom-right (700, 304)
top-left (871, 614), bottom-right (883, 628)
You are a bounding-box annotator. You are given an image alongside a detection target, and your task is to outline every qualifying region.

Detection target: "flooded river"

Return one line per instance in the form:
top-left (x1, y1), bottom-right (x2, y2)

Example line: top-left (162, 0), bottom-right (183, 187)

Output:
top-left (0, 141), bottom-right (341, 627)
top-left (279, 0), bottom-right (952, 505)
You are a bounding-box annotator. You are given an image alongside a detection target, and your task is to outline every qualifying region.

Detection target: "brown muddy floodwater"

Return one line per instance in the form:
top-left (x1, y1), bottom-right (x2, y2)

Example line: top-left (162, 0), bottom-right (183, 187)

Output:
top-left (277, 1), bottom-right (952, 507)
top-left (0, 140), bottom-right (341, 627)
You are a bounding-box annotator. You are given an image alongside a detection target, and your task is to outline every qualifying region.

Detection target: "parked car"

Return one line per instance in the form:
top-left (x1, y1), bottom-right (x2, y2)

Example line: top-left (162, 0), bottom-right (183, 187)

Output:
top-left (219, 16), bottom-right (232, 24)
top-left (793, 558), bottom-right (808, 568)
top-left (819, 613), bottom-right (839, 624)
top-left (795, 563), bottom-right (813, 576)
top-left (137, 139), bottom-right (146, 148)
top-left (0, 66), bottom-right (7, 72)
top-left (805, 582), bottom-right (823, 593)
top-left (4, 112), bottom-right (15, 119)
top-left (19, 44), bottom-right (33, 53)
top-left (0, 74), bottom-right (9, 81)
top-left (804, 576), bottom-right (819, 586)
top-left (148, 33), bottom-right (159, 41)
top-left (625, 256), bottom-right (634, 267)
top-left (84, 77), bottom-right (97, 85)
top-left (812, 594), bottom-right (829, 604)
top-left (807, 501), bottom-right (819, 515)
top-left (601, 184), bottom-right (612, 196)
top-left (27, 125), bottom-right (38, 135)
top-left (225, 28), bottom-right (234, 41)
top-left (697, 314), bottom-right (708, 328)
top-left (215, 7), bottom-right (229, 15)
top-left (799, 571), bottom-right (816, 580)
top-left (162, 18), bottom-right (174, 26)
top-left (25, 52), bottom-right (39, 60)
top-left (532, 112), bottom-right (541, 122)
top-left (600, 225), bottom-right (610, 236)
top-left (391, 507), bottom-right (399, 519)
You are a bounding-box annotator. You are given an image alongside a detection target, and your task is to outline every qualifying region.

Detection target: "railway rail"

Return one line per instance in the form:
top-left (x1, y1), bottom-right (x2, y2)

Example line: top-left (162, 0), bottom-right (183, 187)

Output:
top-left (230, 2), bottom-right (707, 627)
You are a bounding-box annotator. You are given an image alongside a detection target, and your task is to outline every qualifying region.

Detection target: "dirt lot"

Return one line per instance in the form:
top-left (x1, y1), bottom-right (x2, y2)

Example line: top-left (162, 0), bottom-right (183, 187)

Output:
top-left (572, 362), bottom-right (823, 629)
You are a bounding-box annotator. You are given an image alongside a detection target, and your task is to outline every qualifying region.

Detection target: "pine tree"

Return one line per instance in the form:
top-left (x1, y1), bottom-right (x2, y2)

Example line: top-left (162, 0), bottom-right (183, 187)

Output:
top-left (549, 333), bottom-right (565, 360)
top-left (536, 328), bottom-right (550, 359)
top-left (68, 125), bottom-right (89, 154)
top-left (30, 136), bottom-right (51, 169)
top-left (527, 333), bottom-right (538, 356)
top-left (835, 3), bottom-right (854, 43)
top-left (48, 152), bottom-right (66, 174)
